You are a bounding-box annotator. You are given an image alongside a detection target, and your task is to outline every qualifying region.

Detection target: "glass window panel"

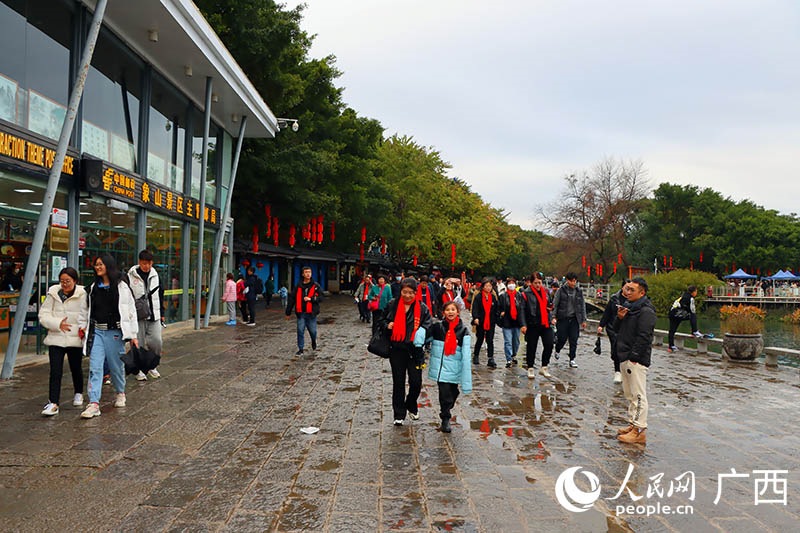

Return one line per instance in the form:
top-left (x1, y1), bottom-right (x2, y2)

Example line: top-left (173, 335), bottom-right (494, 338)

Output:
top-left (78, 197), bottom-right (138, 284)
top-left (148, 74), bottom-right (187, 189)
top-left (190, 108), bottom-right (219, 204)
top-left (144, 212), bottom-right (182, 324)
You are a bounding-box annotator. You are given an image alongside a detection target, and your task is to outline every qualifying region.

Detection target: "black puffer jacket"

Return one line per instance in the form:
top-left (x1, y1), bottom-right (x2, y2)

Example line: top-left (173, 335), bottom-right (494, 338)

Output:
top-left (614, 296), bottom-right (657, 367)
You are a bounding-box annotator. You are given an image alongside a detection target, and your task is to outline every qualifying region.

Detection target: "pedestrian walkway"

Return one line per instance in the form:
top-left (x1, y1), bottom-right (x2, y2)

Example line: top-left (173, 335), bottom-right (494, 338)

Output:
top-left (0, 296), bottom-right (797, 532)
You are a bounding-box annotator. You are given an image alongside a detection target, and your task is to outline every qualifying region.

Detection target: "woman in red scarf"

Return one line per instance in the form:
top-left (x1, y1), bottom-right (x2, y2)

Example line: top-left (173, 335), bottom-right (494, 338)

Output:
top-left (427, 301), bottom-right (472, 432)
top-left (521, 272), bottom-right (555, 379)
top-left (355, 274), bottom-right (373, 323)
top-left (470, 278), bottom-right (498, 368)
top-left (382, 278), bottom-right (433, 426)
top-left (498, 277), bottom-right (526, 368)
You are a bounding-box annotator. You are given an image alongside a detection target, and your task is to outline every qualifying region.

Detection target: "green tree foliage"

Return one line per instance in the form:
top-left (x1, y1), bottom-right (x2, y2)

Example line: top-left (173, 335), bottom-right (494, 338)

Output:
top-left (631, 183), bottom-right (800, 275)
top-left (642, 269), bottom-right (723, 315)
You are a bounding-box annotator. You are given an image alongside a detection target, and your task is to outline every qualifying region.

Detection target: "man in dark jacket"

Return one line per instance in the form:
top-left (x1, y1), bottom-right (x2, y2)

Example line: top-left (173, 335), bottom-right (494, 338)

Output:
top-left (614, 277), bottom-right (656, 445)
top-left (521, 273), bottom-right (555, 378)
top-left (551, 272), bottom-right (587, 368)
top-left (598, 281), bottom-right (628, 384)
top-left (244, 267), bottom-right (259, 327)
top-left (285, 266), bottom-right (322, 355)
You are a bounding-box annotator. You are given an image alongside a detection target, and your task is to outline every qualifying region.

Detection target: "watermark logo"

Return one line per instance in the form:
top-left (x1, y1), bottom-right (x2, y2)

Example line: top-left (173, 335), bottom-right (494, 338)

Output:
top-left (554, 466), bottom-right (602, 513)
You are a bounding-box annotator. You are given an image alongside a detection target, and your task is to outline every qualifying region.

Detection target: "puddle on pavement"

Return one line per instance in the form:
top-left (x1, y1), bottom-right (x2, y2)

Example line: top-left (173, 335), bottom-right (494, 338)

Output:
top-left (311, 459), bottom-right (341, 472)
top-left (438, 464), bottom-right (457, 474)
top-left (341, 385), bottom-right (360, 392)
top-left (251, 432), bottom-right (282, 446)
top-left (327, 375), bottom-right (341, 383)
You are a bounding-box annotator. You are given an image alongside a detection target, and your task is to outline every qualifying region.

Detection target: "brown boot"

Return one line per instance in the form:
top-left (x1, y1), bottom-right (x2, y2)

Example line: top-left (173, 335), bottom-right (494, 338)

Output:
top-left (616, 424), bottom-right (634, 435)
top-left (618, 427), bottom-right (646, 444)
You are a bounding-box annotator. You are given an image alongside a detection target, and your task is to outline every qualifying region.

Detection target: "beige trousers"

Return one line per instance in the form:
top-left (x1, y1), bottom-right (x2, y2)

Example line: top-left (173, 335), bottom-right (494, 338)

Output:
top-left (620, 360), bottom-right (648, 428)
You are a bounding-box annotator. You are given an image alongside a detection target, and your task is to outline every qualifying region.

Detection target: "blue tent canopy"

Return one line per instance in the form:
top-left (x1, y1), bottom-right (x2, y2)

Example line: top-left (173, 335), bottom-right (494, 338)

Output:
top-left (765, 270), bottom-right (800, 281)
top-left (724, 268), bottom-right (757, 279)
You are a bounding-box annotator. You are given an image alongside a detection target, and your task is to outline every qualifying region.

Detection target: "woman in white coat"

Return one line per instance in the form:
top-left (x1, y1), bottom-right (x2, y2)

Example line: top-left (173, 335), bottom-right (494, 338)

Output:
top-left (38, 267), bottom-right (88, 416)
top-left (81, 254), bottom-right (138, 419)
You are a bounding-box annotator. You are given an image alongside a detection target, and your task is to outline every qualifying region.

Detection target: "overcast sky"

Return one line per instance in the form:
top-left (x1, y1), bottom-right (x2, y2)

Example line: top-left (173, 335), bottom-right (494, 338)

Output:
top-left (281, 0), bottom-right (800, 228)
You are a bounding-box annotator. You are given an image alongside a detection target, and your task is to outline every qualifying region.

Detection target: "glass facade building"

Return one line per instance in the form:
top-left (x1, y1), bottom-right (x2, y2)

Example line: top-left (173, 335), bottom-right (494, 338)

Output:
top-left (0, 0), bottom-right (276, 352)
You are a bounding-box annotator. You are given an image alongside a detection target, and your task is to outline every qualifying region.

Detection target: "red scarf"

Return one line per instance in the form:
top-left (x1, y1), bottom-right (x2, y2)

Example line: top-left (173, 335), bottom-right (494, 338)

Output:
top-left (444, 317), bottom-right (459, 356)
top-left (296, 284), bottom-right (316, 313)
top-left (442, 290), bottom-right (454, 303)
top-left (531, 286), bottom-right (549, 327)
top-left (362, 282), bottom-right (371, 300)
top-left (482, 292), bottom-right (493, 331)
top-left (391, 299), bottom-right (421, 342)
top-left (416, 284), bottom-right (432, 309)
top-left (508, 289), bottom-right (517, 320)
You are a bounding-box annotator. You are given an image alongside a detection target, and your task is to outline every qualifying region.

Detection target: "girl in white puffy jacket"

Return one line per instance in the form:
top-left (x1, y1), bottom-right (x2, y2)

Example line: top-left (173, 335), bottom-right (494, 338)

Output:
top-left (80, 254), bottom-right (138, 419)
top-left (38, 267), bottom-right (88, 416)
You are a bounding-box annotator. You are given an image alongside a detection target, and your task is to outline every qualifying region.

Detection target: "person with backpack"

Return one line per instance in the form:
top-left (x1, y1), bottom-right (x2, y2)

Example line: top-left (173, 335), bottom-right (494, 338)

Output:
top-left (498, 277), bottom-right (526, 368)
top-left (667, 285), bottom-right (702, 352)
top-left (128, 249), bottom-right (165, 381)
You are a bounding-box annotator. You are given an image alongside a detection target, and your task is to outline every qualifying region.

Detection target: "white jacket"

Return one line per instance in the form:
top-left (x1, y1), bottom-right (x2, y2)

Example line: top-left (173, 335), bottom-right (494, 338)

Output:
top-left (38, 284), bottom-right (88, 348)
top-left (84, 278), bottom-right (139, 354)
top-left (127, 265), bottom-right (162, 322)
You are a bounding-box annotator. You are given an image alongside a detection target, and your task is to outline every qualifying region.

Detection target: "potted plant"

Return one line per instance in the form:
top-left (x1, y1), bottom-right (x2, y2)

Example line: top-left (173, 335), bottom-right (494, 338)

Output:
top-left (720, 304), bottom-right (765, 362)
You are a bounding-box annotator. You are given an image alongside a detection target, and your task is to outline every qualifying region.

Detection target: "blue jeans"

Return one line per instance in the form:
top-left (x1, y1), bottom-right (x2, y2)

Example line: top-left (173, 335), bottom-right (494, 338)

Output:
top-left (502, 327), bottom-right (521, 361)
top-left (296, 313), bottom-right (317, 350)
top-left (87, 328), bottom-right (126, 403)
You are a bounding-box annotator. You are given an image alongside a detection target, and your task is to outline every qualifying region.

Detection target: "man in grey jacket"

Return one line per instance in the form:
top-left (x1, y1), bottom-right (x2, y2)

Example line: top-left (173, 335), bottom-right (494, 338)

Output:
top-left (551, 272), bottom-right (587, 368)
top-left (614, 277), bottom-right (656, 445)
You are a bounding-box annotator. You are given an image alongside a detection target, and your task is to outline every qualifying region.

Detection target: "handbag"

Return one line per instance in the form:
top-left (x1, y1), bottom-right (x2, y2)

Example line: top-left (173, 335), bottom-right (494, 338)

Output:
top-left (367, 287), bottom-right (385, 311)
top-left (367, 327), bottom-right (391, 358)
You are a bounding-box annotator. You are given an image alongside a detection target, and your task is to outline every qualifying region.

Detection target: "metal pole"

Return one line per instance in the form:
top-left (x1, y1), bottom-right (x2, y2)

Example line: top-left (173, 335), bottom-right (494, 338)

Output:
top-left (194, 77), bottom-right (213, 329)
top-left (2, 0), bottom-right (108, 379)
top-left (204, 117), bottom-right (247, 327)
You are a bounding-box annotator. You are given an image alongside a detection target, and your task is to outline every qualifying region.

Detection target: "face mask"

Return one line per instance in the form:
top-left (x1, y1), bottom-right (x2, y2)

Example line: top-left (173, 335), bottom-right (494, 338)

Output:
top-left (507, 284), bottom-right (516, 291)
top-left (395, 276), bottom-right (402, 281)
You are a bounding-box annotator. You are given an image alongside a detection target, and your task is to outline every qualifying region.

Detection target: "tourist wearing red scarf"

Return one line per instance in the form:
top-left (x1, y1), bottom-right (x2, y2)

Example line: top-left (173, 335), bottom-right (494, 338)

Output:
top-left (521, 273), bottom-right (555, 378)
top-left (285, 266), bottom-right (323, 356)
top-left (355, 274), bottom-right (373, 323)
top-left (367, 273), bottom-right (393, 334)
top-left (416, 275), bottom-right (437, 316)
top-left (470, 278), bottom-right (499, 368)
top-left (498, 277), bottom-right (527, 368)
top-left (427, 301), bottom-right (472, 432)
top-left (381, 277), bottom-right (433, 426)
top-left (436, 278), bottom-right (465, 319)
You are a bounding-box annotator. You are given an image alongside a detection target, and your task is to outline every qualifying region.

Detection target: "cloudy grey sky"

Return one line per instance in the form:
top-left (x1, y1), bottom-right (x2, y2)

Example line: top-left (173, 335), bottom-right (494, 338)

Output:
top-left (282, 0), bottom-right (800, 228)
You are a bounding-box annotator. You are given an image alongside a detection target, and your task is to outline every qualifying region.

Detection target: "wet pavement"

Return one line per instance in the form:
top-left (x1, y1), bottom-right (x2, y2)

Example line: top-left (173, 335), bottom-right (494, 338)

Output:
top-left (0, 295), bottom-right (798, 532)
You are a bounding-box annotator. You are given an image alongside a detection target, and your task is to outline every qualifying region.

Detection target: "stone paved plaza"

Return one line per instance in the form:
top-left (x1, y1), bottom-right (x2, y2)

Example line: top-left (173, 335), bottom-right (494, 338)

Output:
top-left (0, 295), bottom-right (798, 532)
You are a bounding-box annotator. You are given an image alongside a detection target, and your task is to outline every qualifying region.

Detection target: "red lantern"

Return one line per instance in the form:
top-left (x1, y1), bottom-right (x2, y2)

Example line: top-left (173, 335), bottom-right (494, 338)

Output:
top-left (272, 218), bottom-right (279, 246)
top-left (256, 262), bottom-right (264, 268)
top-left (618, 253), bottom-right (623, 263)
top-left (381, 237), bottom-right (386, 255)
top-left (311, 220), bottom-right (317, 243)
top-left (289, 224), bottom-right (296, 248)
top-left (330, 221), bottom-right (335, 242)
top-left (252, 225), bottom-right (259, 253)
top-left (317, 219), bottom-right (324, 244)
top-left (451, 244), bottom-right (456, 265)
top-left (265, 205), bottom-right (272, 237)
top-left (587, 266), bottom-right (591, 278)
top-left (613, 263), bottom-right (617, 274)
top-left (413, 255), bottom-right (418, 267)
top-left (581, 255), bottom-right (586, 268)
top-left (699, 250), bottom-right (704, 263)
top-left (669, 256), bottom-right (673, 268)
top-left (663, 255), bottom-right (667, 267)
top-left (242, 259), bottom-right (250, 268)
top-left (361, 225), bottom-right (366, 243)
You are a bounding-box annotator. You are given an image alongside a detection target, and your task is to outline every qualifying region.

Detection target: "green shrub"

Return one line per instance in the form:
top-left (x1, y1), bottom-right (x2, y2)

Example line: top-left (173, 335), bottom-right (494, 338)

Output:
top-left (642, 269), bottom-right (723, 315)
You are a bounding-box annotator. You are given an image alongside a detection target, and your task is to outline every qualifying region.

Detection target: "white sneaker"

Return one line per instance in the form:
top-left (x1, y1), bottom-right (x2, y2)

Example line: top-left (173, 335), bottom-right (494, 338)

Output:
top-left (41, 403), bottom-right (59, 416)
top-left (393, 419), bottom-right (404, 426)
top-left (114, 393), bottom-right (126, 408)
top-left (135, 371), bottom-right (147, 381)
top-left (409, 412), bottom-right (420, 421)
top-left (81, 403), bottom-right (101, 418)
top-left (693, 331), bottom-right (703, 338)
top-left (569, 360), bottom-right (578, 368)
top-left (539, 366), bottom-right (551, 378)
top-left (527, 368), bottom-right (536, 379)
top-left (147, 369), bottom-right (161, 379)
top-left (613, 371), bottom-right (622, 384)
top-left (73, 393), bottom-right (84, 406)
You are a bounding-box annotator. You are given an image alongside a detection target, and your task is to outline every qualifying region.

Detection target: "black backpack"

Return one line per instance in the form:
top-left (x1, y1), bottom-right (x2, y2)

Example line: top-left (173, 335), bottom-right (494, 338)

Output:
top-left (254, 276), bottom-right (264, 295)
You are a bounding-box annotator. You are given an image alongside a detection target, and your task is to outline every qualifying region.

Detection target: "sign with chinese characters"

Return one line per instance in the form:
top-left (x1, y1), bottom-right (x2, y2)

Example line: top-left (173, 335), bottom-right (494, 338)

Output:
top-left (49, 227), bottom-right (70, 253)
top-left (83, 159), bottom-right (220, 227)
